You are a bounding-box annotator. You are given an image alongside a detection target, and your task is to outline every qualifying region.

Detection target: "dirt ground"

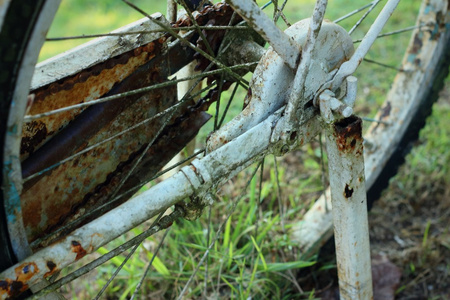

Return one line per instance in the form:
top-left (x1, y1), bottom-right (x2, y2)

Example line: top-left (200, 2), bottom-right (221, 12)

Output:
top-left (367, 87), bottom-right (449, 299)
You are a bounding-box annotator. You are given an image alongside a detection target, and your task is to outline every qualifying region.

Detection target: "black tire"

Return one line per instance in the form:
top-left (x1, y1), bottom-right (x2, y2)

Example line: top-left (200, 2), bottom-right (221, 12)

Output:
top-left (0, 0), bottom-right (47, 273)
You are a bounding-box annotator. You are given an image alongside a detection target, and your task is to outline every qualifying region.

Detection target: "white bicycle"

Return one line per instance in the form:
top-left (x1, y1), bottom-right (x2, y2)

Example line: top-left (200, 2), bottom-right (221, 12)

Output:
top-left (0, 0), bottom-right (448, 298)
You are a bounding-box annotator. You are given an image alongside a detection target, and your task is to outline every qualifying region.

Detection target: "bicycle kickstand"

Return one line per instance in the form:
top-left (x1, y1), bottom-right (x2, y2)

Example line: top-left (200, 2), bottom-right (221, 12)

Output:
top-left (320, 84), bottom-right (373, 300)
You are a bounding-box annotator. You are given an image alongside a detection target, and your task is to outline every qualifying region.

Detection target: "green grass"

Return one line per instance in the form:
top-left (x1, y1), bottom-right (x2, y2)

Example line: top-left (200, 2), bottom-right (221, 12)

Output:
top-left (76, 164), bottom-right (317, 298)
top-left (37, 0), bottom-right (449, 298)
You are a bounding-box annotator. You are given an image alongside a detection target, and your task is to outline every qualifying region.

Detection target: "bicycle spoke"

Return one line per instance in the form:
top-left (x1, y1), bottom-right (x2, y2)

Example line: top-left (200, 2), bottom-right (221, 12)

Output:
top-left (353, 25), bottom-right (424, 43)
top-left (130, 227), bottom-right (171, 299)
top-left (261, 1), bottom-right (273, 10)
top-left (22, 81), bottom-right (216, 183)
top-left (273, 155), bottom-right (286, 232)
top-left (348, 0), bottom-right (382, 35)
top-left (362, 57), bottom-right (403, 71)
top-left (122, 0), bottom-right (250, 87)
top-left (333, 1), bottom-right (377, 23)
top-left (202, 204), bottom-right (212, 298)
top-left (319, 134), bottom-right (329, 212)
top-left (24, 63), bottom-right (256, 121)
top-left (272, 0), bottom-right (291, 27)
top-left (45, 26), bottom-right (251, 41)
top-left (177, 161), bottom-right (263, 299)
top-left (31, 208), bottom-right (184, 299)
top-left (254, 157), bottom-right (265, 241)
top-left (214, 74), bottom-right (225, 130)
top-left (94, 211), bottom-right (166, 299)
top-left (217, 82), bottom-right (239, 128)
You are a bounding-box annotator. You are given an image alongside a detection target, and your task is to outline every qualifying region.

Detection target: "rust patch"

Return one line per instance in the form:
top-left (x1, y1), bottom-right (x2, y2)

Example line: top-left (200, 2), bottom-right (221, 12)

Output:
top-left (15, 262), bottom-right (39, 282)
top-left (371, 101), bottom-right (391, 132)
top-left (22, 39), bottom-right (166, 160)
top-left (243, 87), bottom-right (252, 108)
top-left (410, 32), bottom-right (423, 55)
top-left (0, 262), bottom-right (40, 299)
top-left (44, 261), bottom-right (58, 278)
top-left (71, 240), bottom-right (87, 260)
top-left (20, 120), bottom-right (48, 156)
top-left (0, 279), bottom-right (28, 299)
top-left (344, 184), bottom-right (354, 198)
top-left (333, 116), bottom-right (363, 154)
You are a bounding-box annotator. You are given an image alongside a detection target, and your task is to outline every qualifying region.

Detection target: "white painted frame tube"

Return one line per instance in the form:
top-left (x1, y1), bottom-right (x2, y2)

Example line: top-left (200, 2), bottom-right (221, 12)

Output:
top-left (226, 0), bottom-right (300, 69)
top-left (325, 117), bottom-right (373, 300)
top-left (0, 106), bottom-right (323, 296)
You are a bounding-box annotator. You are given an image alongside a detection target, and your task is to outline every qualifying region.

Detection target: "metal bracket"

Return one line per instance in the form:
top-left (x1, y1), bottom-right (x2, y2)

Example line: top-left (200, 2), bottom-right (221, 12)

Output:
top-left (318, 76), bottom-right (358, 124)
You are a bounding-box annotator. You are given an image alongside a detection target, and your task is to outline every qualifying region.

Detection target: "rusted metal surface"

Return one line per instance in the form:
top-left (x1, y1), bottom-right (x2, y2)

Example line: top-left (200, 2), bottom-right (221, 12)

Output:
top-left (20, 59), bottom-right (178, 244)
top-left (19, 3), bottom-right (249, 246)
top-left (70, 241), bottom-right (87, 261)
top-left (21, 39), bottom-right (166, 160)
top-left (333, 116), bottom-right (363, 153)
top-left (325, 116), bottom-right (373, 300)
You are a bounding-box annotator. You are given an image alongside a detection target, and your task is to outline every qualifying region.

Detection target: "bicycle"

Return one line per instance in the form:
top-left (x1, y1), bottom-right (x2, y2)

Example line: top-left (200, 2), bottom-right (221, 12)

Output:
top-left (0, 0), bottom-right (449, 298)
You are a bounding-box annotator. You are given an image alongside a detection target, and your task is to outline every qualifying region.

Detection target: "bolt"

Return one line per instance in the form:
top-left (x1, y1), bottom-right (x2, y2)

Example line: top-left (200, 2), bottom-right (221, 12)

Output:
top-left (343, 76), bottom-right (358, 107)
top-left (319, 89), bottom-right (353, 123)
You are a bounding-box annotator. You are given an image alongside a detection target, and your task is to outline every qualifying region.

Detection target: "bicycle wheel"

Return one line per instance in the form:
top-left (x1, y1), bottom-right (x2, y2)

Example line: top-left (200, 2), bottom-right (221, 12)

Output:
top-left (1, 0), bottom-right (449, 298)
